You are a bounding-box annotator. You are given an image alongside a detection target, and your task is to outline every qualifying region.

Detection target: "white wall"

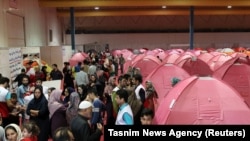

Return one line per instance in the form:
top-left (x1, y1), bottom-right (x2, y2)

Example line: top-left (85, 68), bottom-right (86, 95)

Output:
top-left (0, 0), bottom-right (9, 47)
top-left (65, 33), bottom-right (250, 50)
top-left (0, 0), bottom-right (63, 79)
top-left (0, 0), bottom-right (62, 48)
top-left (45, 8), bottom-right (62, 46)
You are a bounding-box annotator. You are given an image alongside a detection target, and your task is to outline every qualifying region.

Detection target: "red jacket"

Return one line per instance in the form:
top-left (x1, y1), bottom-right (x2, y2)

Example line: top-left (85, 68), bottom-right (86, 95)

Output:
top-left (21, 136), bottom-right (38, 141)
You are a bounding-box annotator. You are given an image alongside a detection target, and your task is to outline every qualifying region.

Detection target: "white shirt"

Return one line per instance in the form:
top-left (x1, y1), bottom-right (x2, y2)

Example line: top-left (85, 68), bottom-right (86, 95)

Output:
top-left (0, 86), bottom-right (8, 101)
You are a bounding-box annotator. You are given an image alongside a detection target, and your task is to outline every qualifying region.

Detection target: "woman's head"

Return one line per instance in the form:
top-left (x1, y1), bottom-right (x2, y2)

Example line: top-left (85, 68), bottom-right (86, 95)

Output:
top-left (63, 87), bottom-right (75, 97)
top-left (47, 87), bottom-right (56, 98)
top-left (5, 124), bottom-right (22, 141)
top-left (90, 74), bottom-right (97, 82)
top-left (33, 86), bottom-right (43, 99)
top-left (49, 89), bottom-right (63, 104)
top-left (108, 76), bottom-right (116, 86)
top-left (77, 85), bottom-right (87, 95)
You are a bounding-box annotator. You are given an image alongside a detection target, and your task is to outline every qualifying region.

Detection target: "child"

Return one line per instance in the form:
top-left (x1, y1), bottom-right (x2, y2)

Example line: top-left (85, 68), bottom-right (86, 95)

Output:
top-left (140, 108), bottom-right (154, 125)
top-left (6, 93), bottom-right (25, 126)
top-left (21, 121), bottom-right (40, 141)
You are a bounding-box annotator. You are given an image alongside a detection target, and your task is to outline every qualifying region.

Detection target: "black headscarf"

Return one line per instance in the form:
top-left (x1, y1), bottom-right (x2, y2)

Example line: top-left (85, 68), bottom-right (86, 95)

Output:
top-left (33, 85), bottom-right (45, 103)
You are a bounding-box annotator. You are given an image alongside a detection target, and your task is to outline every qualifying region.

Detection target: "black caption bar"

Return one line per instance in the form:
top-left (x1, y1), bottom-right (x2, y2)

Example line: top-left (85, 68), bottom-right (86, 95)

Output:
top-left (104, 125), bottom-right (250, 140)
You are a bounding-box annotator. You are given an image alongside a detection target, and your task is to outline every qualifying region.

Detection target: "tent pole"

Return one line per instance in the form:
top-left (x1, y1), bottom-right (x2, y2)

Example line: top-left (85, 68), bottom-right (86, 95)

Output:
top-left (189, 6), bottom-right (194, 50)
top-left (70, 7), bottom-right (76, 53)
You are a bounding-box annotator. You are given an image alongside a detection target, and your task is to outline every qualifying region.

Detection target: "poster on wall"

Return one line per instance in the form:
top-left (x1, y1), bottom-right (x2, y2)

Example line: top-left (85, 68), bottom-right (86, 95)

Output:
top-left (9, 48), bottom-right (22, 88)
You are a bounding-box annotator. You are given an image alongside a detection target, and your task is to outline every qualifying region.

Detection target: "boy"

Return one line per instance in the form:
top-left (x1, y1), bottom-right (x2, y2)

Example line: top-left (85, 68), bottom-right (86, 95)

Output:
top-left (115, 89), bottom-right (133, 125)
top-left (140, 108), bottom-right (154, 125)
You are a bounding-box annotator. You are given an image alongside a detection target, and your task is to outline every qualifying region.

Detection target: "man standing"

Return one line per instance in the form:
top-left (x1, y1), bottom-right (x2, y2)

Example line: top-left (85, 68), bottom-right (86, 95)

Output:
top-left (70, 101), bottom-right (103, 141)
top-left (87, 88), bottom-right (105, 130)
top-left (13, 68), bottom-right (28, 87)
top-left (118, 54), bottom-right (125, 74)
top-left (111, 75), bottom-right (127, 120)
top-left (133, 74), bottom-right (146, 104)
top-left (75, 66), bottom-right (89, 87)
top-left (50, 64), bottom-right (63, 80)
top-left (132, 74), bottom-right (146, 125)
top-left (0, 77), bottom-right (11, 127)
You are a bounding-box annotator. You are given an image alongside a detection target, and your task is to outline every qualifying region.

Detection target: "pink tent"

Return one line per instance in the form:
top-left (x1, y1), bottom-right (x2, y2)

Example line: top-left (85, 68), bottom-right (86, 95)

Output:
top-left (206, 47), bottom-right (216, 52)
top-left (120, 49), bottom-right (133, 61)
top-left (213, 61), bottom-right (250, 107)
top-left (146, 50), bottom-right (157, 56)
top-left (174, 54), bottom-right (193, 67)
top-left (184, 50), bottom-right (197, 56)
top-left (130, 54), bottom-right (146, 66)
top-left (167, 49), bottom-right (182, 55)
top-left (231, 52), bottom-right (250, 64)
top-left (144, 64), bottom-right (190, 110)
top-left (123, 60), bottom-right (132, 74)
top-left (182, 58), bottom-right (213, 76)
top-left (207, 54), bottom-right (233, 71)
top-left (155, 51), bottom-right (167, 60)
top-left (123, 54), bottom-right (145, 73)
top-left (209, 51), bottom-right (223, 56)
top-left (111, 49), bottom-right (122, 56)
top-left (69, 52), bottom-right (87, 66)
top-left (132, 55), bottom-right (162, 79)
top-left (197, 52), bottom-right (214, 63)
top-left (81, 52), bottom-right (89, 58)
top-left (153, 76), bottom-right (250, 125)
top-left (162, 53), bottom-right (180, 64)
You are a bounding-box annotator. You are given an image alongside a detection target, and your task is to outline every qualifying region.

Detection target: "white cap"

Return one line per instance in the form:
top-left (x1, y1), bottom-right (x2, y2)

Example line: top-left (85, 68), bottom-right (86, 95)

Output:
top-left (79, 101), bottom-right (93, 109)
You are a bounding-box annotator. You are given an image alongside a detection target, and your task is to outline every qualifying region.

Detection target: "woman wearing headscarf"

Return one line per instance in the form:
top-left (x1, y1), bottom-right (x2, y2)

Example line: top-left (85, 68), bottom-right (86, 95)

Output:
top-left (103, 76), bottom-right (116, 96)
top-left (4, 123), bottom-right (22, 141)
top-left (103, 76), bottom-right (117, 125)
top-left (61, 87), bottom-right (75, 107)
top-left (66, 92), bottom-right (80, 126)
top-left (26, 86), bottom-right (49, 141)
top-left (48, 89), bottom-right (68, 137)
top-left (0, 125), bottom-right (5, 141)
top-left (144, 80), bottom-right (158, 113)
top-left (76, 85), bottom-right (87, 101)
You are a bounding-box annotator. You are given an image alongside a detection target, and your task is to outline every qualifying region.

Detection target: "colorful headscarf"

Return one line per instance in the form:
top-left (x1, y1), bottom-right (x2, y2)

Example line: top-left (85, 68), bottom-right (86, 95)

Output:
top-left (48, 89), bottom-right (64, 119)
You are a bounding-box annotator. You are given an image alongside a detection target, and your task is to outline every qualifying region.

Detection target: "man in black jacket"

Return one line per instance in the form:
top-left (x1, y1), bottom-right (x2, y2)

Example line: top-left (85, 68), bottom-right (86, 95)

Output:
top-left (70, 100), bottom-right (103, 141)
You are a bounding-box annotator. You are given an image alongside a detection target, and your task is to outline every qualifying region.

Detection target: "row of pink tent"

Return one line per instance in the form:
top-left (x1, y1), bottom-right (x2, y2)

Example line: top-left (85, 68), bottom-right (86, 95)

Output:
top-left (115, 49), bottom-right (250, 125)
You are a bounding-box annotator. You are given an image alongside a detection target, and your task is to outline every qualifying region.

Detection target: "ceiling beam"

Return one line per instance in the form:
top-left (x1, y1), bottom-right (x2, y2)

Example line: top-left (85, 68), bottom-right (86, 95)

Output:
top-left (39, 0), bottom-right (250, 8)
top-left (57, 9), bottom-right (250, 17)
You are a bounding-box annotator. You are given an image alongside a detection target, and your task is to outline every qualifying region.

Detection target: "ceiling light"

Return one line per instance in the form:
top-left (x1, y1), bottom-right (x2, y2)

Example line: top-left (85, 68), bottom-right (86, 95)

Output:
top-left (94, 7), bottom-right (99, 10)
top-left (162, 6), bottom-right (167, 9)
top-left (227, 5), bottom-right (232, 9)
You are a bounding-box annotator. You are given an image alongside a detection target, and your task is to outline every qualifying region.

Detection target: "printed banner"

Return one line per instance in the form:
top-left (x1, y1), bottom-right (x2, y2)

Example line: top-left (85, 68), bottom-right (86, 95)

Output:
top-left (9, 48), bottom-right (22, 88)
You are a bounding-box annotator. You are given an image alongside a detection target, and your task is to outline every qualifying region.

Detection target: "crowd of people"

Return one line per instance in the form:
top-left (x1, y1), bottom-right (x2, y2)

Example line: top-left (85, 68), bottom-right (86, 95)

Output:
top-left (0, 51), bottom-right (158, 141)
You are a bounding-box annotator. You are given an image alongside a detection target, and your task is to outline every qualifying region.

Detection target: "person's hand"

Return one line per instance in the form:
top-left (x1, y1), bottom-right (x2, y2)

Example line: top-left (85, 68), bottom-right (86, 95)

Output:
top-left (20, 106), bottom-right (26, 111)
top-left (29, 86), bottom-right (35, 92)
top-left (97, 123), bottom-right (103, 131)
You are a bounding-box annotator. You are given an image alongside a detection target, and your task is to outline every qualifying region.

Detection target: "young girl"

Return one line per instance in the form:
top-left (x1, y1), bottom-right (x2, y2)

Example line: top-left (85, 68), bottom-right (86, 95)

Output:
top-left (21, 121), bottom-right (40, 141)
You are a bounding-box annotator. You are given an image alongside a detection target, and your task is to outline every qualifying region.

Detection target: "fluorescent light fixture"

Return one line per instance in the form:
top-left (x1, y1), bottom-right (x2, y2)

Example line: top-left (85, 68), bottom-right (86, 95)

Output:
top-left (162, 5), bottom-right (167, 9)
top-left (227, 5), bottom-right (232, 9)
top-left (94, 7), bottom-right (99, 10)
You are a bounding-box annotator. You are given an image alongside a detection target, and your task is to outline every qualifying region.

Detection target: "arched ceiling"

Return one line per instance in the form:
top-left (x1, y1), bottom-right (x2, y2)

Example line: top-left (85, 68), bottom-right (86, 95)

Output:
top-left (39, 0), bottom-right (250, 33)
